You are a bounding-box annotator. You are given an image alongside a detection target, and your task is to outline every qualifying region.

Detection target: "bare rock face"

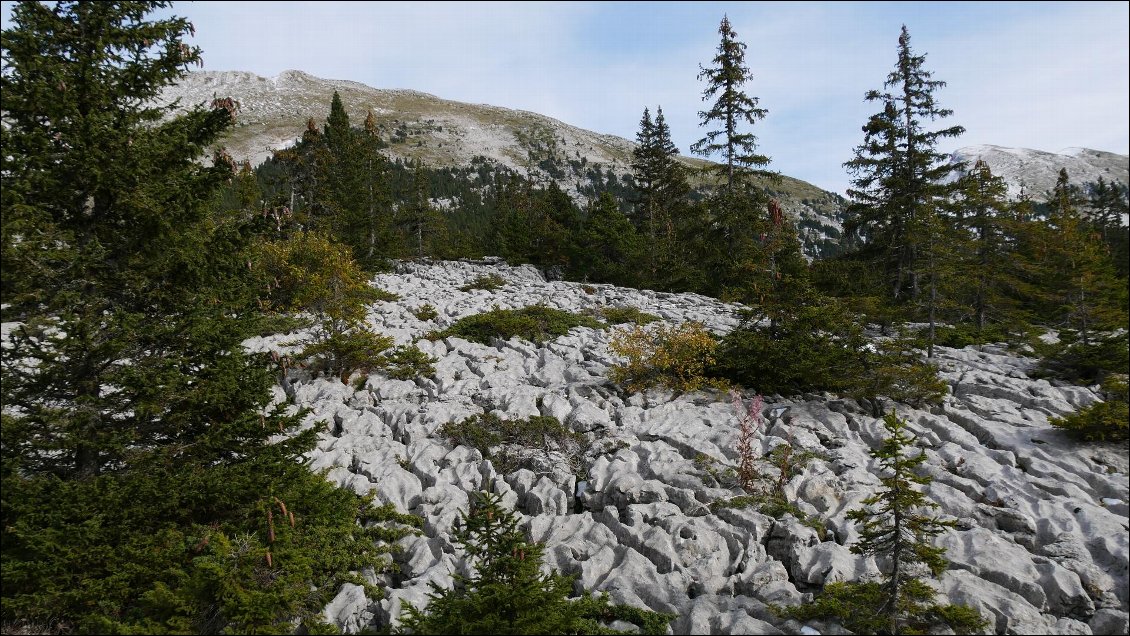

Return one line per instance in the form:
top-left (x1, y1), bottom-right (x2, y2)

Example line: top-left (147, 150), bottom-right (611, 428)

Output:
top-left (235, 259), bottom-right (1130, 634)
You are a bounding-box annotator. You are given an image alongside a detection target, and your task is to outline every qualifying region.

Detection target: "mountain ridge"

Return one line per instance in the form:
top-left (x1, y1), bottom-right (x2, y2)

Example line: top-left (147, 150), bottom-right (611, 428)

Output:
top-left (945, 144), bottom-right (1129, 201)
top-left (160, 69), bottom-right (848, 255)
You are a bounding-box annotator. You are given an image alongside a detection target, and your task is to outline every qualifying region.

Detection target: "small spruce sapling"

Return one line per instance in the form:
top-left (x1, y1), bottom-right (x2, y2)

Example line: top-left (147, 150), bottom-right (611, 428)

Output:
top-left (785, 413), bottom-right (988, 635)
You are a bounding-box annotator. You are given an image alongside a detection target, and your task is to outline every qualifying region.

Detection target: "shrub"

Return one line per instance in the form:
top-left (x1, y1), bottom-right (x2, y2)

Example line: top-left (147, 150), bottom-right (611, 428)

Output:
top-left (1051, 374), bottom-right (1129, 442)
top-left (713, 299), bottom-right (866, 396)
top-left (413, 303), bottom-right (439, 321)
top-left (598, 305), bottom-right (660, 325)
top-left (609, 321), bottom-right (728, 394)
top-left (380, 344), bottom-right (438, 381)
top-left (922, 322), bottom-right (1023, 349)
top-left (1036, 330), bottom-right (1129, 385)
top-left (398, 491), bottom-right (673, 635)
top-left (459, 274), bottom-right (506, 292)
top-left (428, 306), bottom-right (600, 345)
top-left (782, 580), bottom-right (988, 635)
top-left (848, 335), bottom-right (948, 417)
top-left (439, 413), bottom-right (586, 475)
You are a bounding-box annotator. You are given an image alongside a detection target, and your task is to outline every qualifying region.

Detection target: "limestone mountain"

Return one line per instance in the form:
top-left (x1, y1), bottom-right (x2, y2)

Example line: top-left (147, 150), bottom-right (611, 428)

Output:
top-left (946, 144), bottom-right (1129, 203)
top-left (159, 70), bottom-right (847, 255)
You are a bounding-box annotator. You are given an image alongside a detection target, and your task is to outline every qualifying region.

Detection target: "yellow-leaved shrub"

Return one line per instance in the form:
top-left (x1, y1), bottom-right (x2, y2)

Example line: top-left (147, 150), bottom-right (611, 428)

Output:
top-left (609, 321), bottom-right (728, 394)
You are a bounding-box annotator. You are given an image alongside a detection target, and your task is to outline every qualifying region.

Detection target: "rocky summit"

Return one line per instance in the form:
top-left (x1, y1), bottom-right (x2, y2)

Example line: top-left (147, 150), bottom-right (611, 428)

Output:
top-left (243, 259), bottom-right (1129, 635)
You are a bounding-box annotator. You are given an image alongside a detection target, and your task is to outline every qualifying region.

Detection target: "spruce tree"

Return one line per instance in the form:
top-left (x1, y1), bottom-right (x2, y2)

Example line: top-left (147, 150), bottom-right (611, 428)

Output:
top-left (786, 414), bottom-right (987, 635)
top-left (843, 25), bottom-right (965, 305)
top-left (631, 106), bottom-right (691, 285)
top-left (950, 160), bottom-right (1026, 335)
top-left (399, 160), bottom-right (449, 259)
top-left (576, 192), bottom-right (642, 287)
top-left (691, 15), bottom-right (771, 193)
top-left (1039, 169), bottom-right (1125, 346)
top-left (1, 3), bottom-right (416, 631)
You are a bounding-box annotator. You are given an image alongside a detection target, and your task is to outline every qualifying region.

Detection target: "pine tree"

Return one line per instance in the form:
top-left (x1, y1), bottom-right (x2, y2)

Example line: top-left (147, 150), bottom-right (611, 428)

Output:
top-left (843, 26), bottom-right (965, 306)
top-left (691, 15), bottom-right (771, 193)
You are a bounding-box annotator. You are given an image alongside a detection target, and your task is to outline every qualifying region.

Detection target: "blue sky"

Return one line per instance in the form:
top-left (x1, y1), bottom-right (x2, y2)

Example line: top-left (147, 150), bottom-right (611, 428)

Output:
top-left (3, 1), bottom-right (1127, 194)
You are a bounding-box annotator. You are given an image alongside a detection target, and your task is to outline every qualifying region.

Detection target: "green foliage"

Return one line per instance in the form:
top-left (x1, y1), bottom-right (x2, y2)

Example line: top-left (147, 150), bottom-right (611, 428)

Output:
top-left (413, 303), bottom-right (439, 321)
top-left (838, 413), bottom-right (980, 634)
top-left (714, 295), bottom-right (866, 396)
top-left (597, 305), bottom-right (661, 326)
top-left (609, 321), bottom-right (729, 394)
top-left (923, 322), bottom-right (1028, 349)
top-left (429, 306), bottom-right (601, 345)
top-left (841, 26), bottom-right (964, 308)
top-left (574, 193), bottom-right (642, 287)
top-left (849, 335), bottom-right (949, 417)
top-left (438, 414), bottom-right (586, 475)
top-left (778, 416), bottom-right (989, 634)
top-left (1036, 330), bottom-right (1129, 385)
top-left (258, 232), bottom-right (414, 382)
top-left (630, 107), bottom-right (690, 283)
top-left (0, 7), bottom-right (419, 634)
top-left (460, 274), bottom-right (508, 292)
top-left (781, 580), bottom-right (988, 635)
top-left (1051, 374), bottom-right (1129, 442)
top-left (397, 491), bottom-right (672, 635)
top-left (691, 16), bottom-right (772, 191)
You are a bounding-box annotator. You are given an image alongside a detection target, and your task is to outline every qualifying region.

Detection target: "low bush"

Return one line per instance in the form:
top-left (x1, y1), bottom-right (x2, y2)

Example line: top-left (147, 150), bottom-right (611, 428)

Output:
top-left (1051, 374), bottom-right (1129, 442)
top-left (439, 413), bottom-right (585, 475)
top-left (459, 274), bottom-right (506, 292)
top-left (609, 321), bottom-right (728, 394)
top-left (598, 305), bottom-right (660, 325)
top-left (412, 303), bottom-right (439, 321)
top-left (780, 580), bottom-right (988, 635)
top-left (428, 305), bottom-right (600, 345)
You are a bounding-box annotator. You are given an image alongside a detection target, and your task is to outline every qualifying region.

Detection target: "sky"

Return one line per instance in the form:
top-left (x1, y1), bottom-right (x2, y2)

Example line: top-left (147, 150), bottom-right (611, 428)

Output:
top-left (3, 1), bottom-right (1127, 195)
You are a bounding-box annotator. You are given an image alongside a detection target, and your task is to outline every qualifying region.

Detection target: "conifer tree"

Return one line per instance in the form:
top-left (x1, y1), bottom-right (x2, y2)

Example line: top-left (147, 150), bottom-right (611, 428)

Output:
top-left (1, 3), bottom-right (416, 631)
top-left (399, 160), bottom-right (449, 259)
top-left (950, 160), bottom-right (1026, 335)
top-left (631, 106), bottom-right (691, 285)
top-left (691, 15), bottom-right (771, 193)
top-left (843, 26), bottom-right (965, 305)
top-left (575, 192), bottom-right (642, 287)
top-left (785, 414), bottom-right (988, 635)
top-left (1039, 169), bottom-right (1125, 345)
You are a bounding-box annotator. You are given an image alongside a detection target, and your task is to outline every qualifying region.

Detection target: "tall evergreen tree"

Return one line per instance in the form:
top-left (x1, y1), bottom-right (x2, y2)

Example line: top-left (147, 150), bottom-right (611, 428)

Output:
top-left (1038, 169), bottom-right (1125, 345)
top-left (843, 25), bottom-right (965, 305)
top-left (691, 15), bottom-right (771, 193)
top-left (1085, 176), bottom-right (1130, 278)
top-left (575, 192), bottom-right (642, 287)
top-left (1, 3), bottom-right (415, 631)
top-left (631, 106), bottom-right (691, 285)
top-left (950, 160), bottom-right (1026, 334)
top-left (399, 160), bottom-right (449, 259)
